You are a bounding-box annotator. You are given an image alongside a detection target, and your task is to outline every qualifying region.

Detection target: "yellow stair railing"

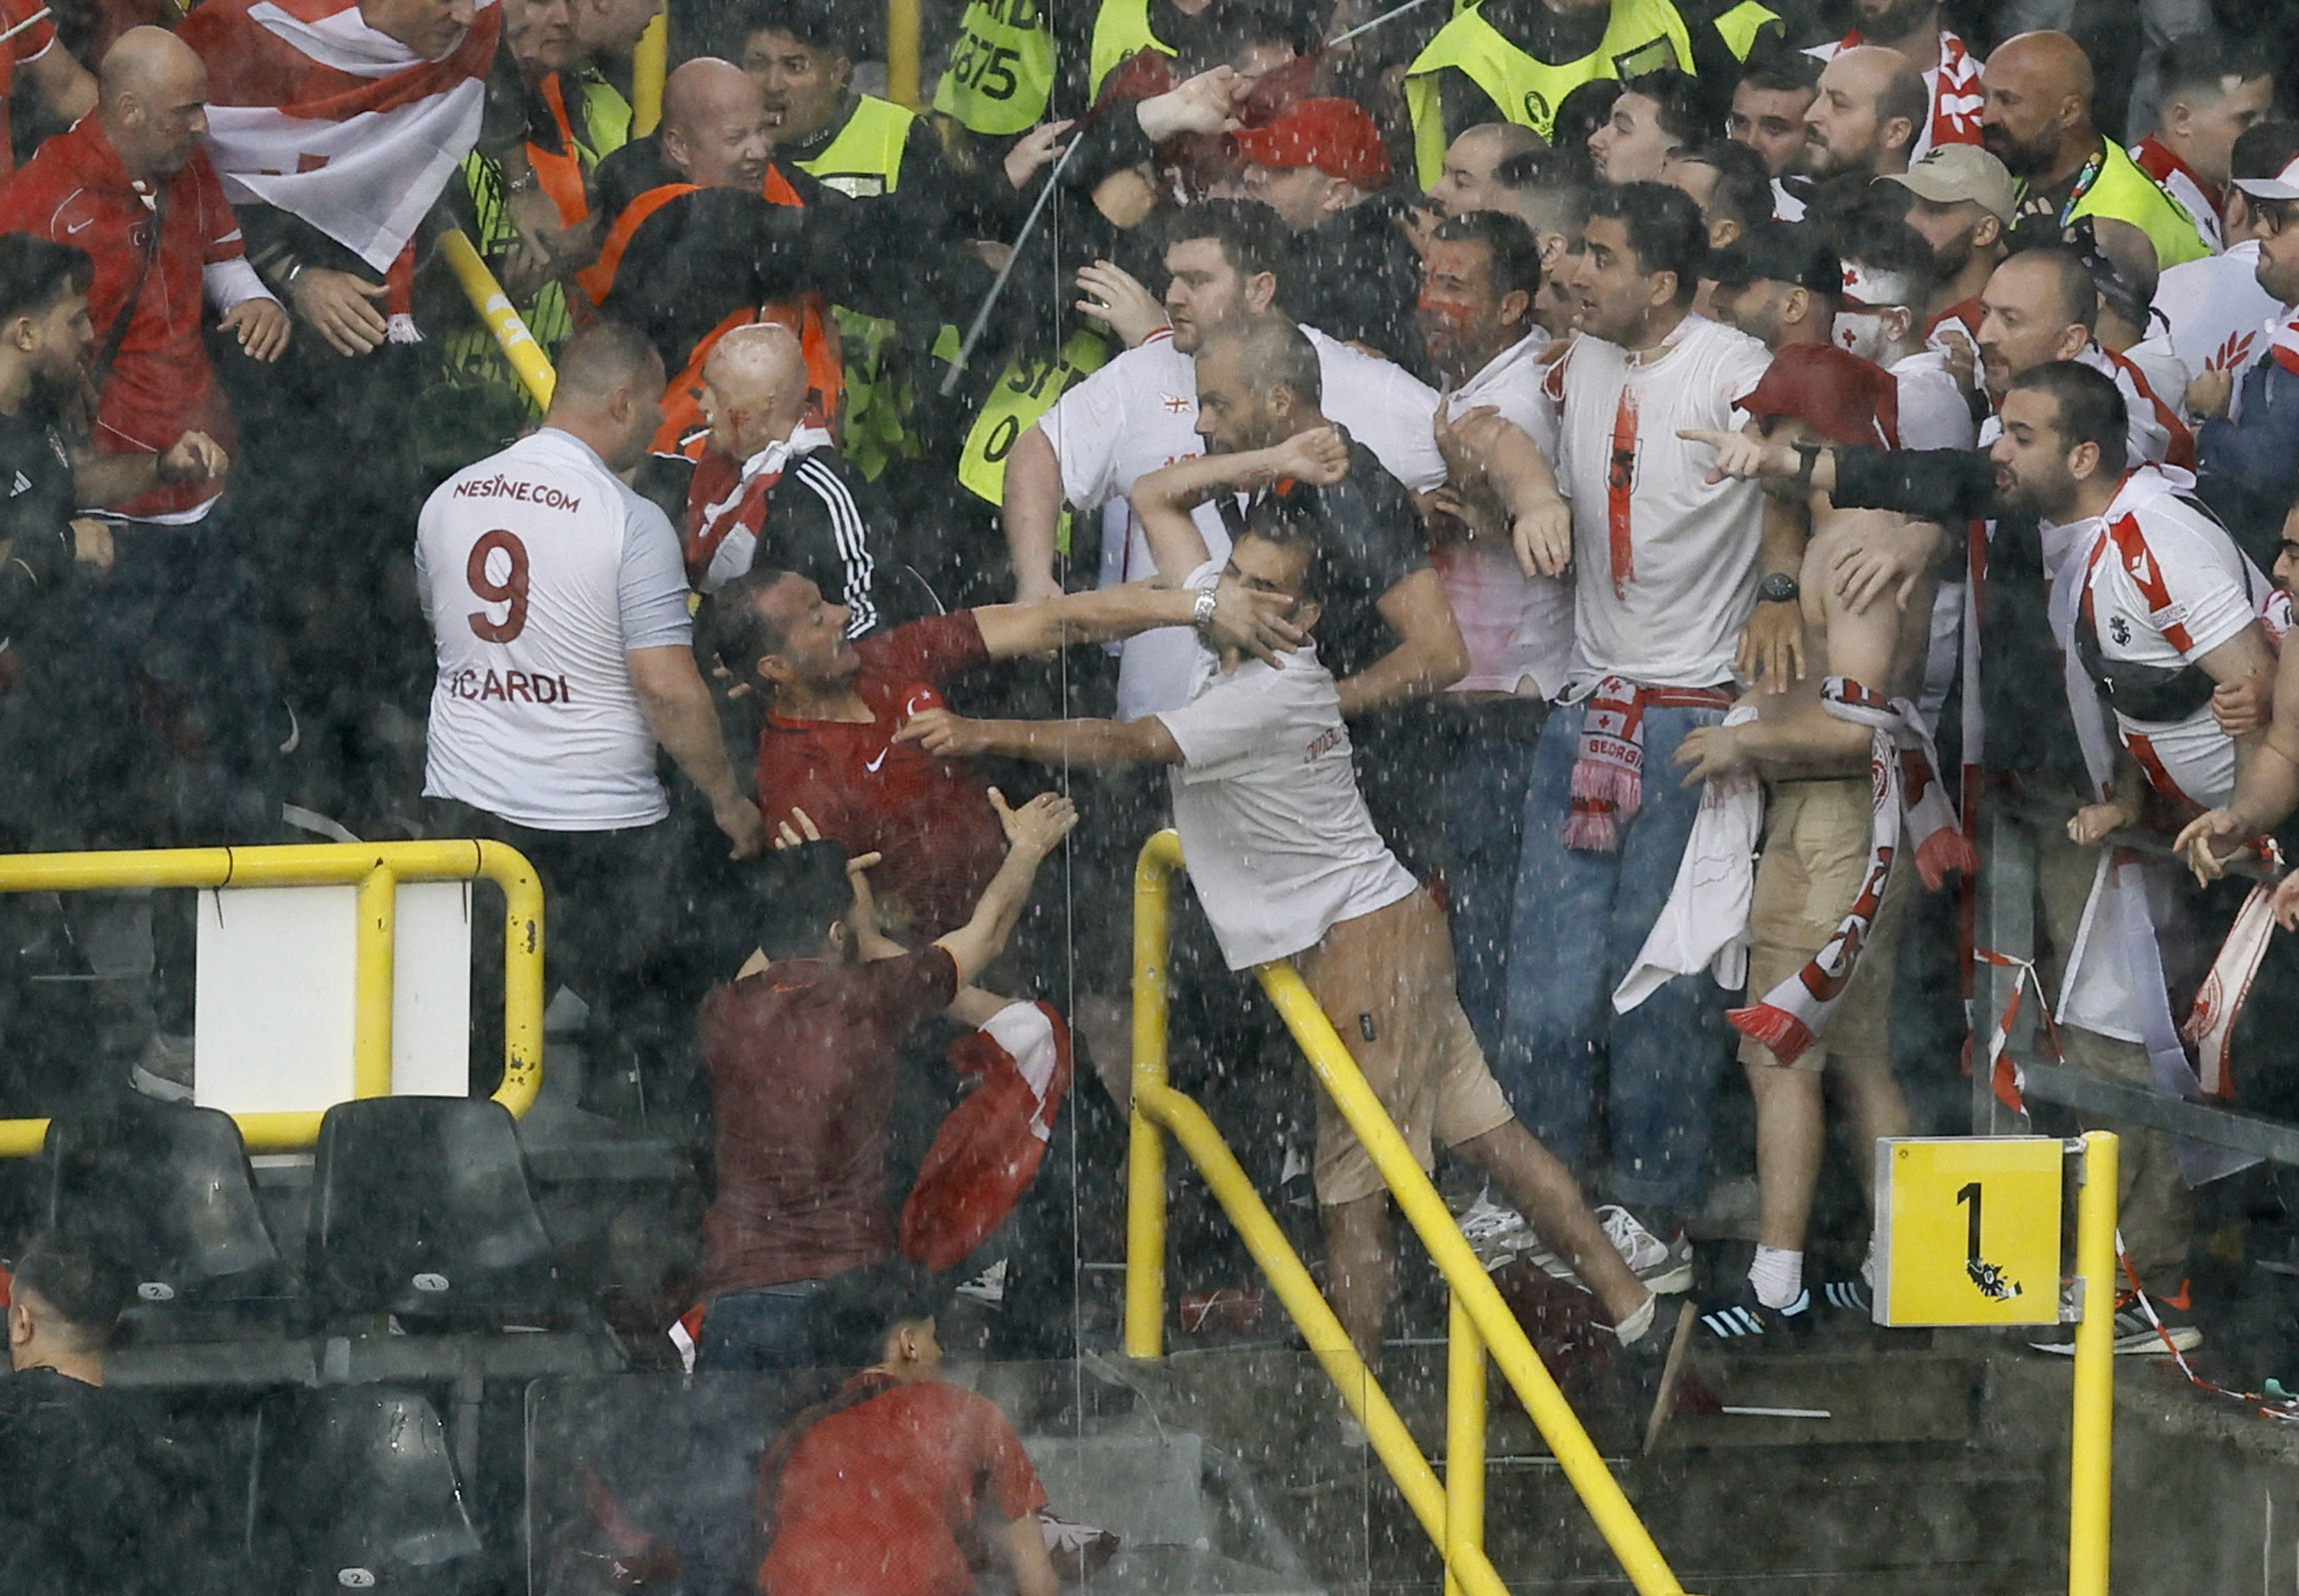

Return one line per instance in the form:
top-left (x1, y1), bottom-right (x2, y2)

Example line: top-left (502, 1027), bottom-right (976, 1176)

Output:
top-left (1127, 829), bottom-right (1691, 1596)
top-left (0, 840), bottom-right (545, 1155)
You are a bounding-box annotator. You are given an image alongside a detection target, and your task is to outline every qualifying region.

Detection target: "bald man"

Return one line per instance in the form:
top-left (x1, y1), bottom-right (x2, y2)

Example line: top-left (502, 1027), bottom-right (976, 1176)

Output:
top-left (1424, 123), bottom-right (1544, 223)
top-left (1980, 30), bottom-right (2209, 270)
top-left (0, 24), bottom-right (287, 848)
top-left (674, 323), bottom-right (902, 626)
top-left (1803, 45), bottom-right (1926, 182)
top-left (580, 57), bottom-right (917, 454)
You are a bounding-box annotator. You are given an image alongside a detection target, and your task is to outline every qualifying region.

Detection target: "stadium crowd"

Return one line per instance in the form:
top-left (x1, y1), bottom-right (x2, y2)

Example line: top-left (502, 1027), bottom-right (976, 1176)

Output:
top-left (15, 0), bottom-right (2299, 1583)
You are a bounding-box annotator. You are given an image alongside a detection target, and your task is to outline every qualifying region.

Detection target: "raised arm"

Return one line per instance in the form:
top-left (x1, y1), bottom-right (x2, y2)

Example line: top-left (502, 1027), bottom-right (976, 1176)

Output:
top-left (932, 790), bottom-right (1080, 984)
top-left (1130, 427), bottom-right (1349, 584)
top-left (969, 580), bottom-right (1302, 666)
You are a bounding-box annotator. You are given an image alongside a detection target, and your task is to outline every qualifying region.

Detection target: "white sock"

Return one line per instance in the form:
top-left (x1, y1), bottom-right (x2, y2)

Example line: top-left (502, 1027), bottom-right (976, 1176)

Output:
top-left (1749, 1245), bottom-right (1804, 1310)
top-left (1613, 1292), bottom-right (1656, 1345)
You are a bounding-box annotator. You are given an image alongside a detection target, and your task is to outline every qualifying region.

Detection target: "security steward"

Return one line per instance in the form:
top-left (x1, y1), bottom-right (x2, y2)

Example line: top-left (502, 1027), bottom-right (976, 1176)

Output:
top-left (1404, 0), bottom-right (1789, 187)
top-left (578, 56), bottom-right (915, 457)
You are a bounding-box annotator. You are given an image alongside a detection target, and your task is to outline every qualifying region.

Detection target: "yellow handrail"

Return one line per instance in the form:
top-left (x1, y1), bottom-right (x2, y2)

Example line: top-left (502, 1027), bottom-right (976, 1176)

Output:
top-left (886, 0), bottom-right (922, 108)
top-left (631, 13), bottom-right (667, 137)
top-left (2069, 1130), bottom-right (2119, 1596)
top-left (0, 840), bottom-right (545, 1154)
top-left (1129, 829), bottom-right (1689, 1596)
top-left (439, 229), bottom-right (557, 412)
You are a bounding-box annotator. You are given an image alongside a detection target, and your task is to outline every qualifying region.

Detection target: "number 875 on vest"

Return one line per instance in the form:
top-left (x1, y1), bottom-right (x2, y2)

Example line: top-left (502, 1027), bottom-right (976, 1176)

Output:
top-left (1871, 1137), bottom-right (2065, 1326)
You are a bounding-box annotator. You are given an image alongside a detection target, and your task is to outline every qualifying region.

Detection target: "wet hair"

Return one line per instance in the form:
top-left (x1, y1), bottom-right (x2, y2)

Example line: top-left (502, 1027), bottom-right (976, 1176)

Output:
top-left (1429, 210), bottom-right (1543, 305)
top-left (2007, 360), bottom-right (2128, 477)
top-left (805, 1260), bottom-right (949, 1366)
top-left (1163, 197), bottom-right (1296, 285)
top-left (1675, 139), bottom-right (1774, 233)
top-left (2158, 32), bottom-right (2268, 108)
top-left (11, 1229), bottom-right (130, 1351)
top-left (737, 2), bottom-right (859, 60)
top-left (1586, 181), bottom-right (1709, 305)
top-left (1236, 491), bottom-right (1328, 604)
top-left (1198, 313), bottom-right (1322, 409)
top-left (0, 233), bottom-right (90, 325)
top-left (705, 565), bottom-right (803, 676)
top-left (746, 838), bottom-right (854, 958)
top-left (1618, 68), bottom-right (1710, 157)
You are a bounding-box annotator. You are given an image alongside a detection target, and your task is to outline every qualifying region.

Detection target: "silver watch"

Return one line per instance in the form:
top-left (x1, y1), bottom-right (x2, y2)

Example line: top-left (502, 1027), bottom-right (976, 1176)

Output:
top-left (1191, 589), bottom-right (1218, 632)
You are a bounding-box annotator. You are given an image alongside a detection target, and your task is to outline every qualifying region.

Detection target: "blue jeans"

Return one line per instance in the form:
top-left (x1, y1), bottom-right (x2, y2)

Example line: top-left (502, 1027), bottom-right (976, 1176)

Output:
top-left (1440, 717), bottom-right (1542, 1061)
top-left (692, 1280), bottom-right (828, 1372)
top-left (1493, 700), bottom-right (1733, 1210)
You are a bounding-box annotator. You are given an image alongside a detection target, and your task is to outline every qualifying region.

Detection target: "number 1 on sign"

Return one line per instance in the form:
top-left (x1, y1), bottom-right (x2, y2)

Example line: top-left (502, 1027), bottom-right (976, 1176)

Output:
top-left (1957, 1179), bottom-right (2021, 1301)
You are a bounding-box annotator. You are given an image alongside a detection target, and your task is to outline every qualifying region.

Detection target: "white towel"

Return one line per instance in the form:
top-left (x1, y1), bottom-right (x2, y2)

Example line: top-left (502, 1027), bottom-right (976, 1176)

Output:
top-left (1612, 706), bottom-right (1762, 1013)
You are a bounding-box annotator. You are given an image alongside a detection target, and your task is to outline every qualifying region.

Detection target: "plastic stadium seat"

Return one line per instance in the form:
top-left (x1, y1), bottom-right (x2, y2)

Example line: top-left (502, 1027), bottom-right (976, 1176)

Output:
top-left (256, 1387), bottom-right (486, 1596)
top-left (306, 1096), bottom-right (561, 1325)
top-left (42, 1096), bottom-right (293, 1325)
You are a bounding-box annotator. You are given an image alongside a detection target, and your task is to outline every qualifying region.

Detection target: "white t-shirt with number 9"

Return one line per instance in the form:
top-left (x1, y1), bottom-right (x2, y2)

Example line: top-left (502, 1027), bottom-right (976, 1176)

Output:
top-left (417, 427), bottom-right (695, 831)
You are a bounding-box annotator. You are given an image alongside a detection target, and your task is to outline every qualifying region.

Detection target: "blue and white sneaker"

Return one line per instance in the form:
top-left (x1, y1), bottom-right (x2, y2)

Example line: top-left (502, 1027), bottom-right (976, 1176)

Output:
top-left (1697, 1285), bottom-right (1812, 1343)
top-left (1819, 1277), bottom-right (1873, 1317)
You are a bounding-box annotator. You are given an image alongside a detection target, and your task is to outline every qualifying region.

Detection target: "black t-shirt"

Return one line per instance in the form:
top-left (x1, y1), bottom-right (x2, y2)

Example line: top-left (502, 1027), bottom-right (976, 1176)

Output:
top-left (0, 1368), bottom-right (200, 1596)
top-left (1226, 434), bottom-right (1428, 686)
top-left (1289, 204), bottom-right (1428, 376)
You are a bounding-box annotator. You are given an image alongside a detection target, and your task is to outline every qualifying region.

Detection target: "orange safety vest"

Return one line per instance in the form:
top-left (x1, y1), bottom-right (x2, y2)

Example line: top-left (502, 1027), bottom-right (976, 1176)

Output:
top-left (573, 166), bottom-right (844, 455)
top-left (531, 74), bottom-right (590, 229)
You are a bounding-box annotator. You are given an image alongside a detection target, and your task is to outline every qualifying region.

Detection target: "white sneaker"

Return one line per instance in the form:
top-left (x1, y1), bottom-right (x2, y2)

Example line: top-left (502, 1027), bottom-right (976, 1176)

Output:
top-left (1499, 1202), bottom-right (1695, 1294)
top-left (1456, 1191), bottom-right (1537, 1270)
top-left (1596, 1206), bottom-right (1696, 1294)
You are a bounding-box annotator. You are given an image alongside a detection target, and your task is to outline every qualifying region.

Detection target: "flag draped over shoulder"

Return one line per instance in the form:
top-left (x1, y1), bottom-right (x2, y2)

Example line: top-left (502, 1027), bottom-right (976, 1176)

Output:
top-left (179, 0), bottom-right (498, 275)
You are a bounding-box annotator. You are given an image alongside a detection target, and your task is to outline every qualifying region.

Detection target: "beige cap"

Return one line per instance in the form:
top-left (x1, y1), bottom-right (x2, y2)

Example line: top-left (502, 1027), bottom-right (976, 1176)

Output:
top-left (1883, 144), bottom-right (2018, 225)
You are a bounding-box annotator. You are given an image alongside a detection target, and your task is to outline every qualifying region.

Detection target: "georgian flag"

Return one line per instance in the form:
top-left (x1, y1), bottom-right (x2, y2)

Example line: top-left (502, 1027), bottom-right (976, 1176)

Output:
top-left (179, 0), bottom-right (499, 277)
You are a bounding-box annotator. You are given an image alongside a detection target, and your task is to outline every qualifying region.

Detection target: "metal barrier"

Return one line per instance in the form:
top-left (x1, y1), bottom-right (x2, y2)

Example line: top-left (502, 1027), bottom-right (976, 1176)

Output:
top-left (1974, 801), bottom-right (2299, 1164)
top-left (0, 841), bottom-right (546, 1156)
top-left (886, 0), bottom-right (922, 107)
top-left (1126, 830), bottom-right (1689, 1596)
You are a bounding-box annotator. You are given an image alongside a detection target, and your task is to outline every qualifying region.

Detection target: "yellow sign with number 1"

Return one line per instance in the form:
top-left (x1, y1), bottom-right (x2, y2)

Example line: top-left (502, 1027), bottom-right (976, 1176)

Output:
top-left (1872, 1136), bottom-right (2064, 1326)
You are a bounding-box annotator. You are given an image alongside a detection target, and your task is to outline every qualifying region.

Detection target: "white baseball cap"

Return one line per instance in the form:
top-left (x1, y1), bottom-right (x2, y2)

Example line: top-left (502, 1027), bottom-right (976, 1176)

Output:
top-left (2234, 154), bottom-right (2299, 201)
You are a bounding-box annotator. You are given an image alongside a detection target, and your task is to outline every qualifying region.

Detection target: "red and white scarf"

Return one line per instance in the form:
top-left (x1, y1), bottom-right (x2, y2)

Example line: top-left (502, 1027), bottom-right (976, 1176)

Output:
top-left (2270, 312), bottom-right (2299, 377)
top-left (180, 0), bottom-right (500, 341)
top-left (1564, 677), bottom-right (1733, 852)
top-left (1729, 678), bottom-right (1975, 1065)
top-left (683, 424), bottom-right (836, 592)
top-left (900, 1001), bottom-right (1073, 1272)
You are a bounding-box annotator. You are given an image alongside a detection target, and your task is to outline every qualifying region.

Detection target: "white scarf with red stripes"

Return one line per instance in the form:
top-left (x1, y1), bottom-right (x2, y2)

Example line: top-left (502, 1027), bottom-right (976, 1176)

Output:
top-left (180, 0), bottom-right (499, 334)
top-left (1728, 679), bottom-right (1974, 1065)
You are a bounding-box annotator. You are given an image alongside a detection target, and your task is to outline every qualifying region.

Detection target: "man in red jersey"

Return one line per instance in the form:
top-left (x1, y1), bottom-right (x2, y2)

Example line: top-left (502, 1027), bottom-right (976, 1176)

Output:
top-left (705, 561), bottom-right (1297, 942)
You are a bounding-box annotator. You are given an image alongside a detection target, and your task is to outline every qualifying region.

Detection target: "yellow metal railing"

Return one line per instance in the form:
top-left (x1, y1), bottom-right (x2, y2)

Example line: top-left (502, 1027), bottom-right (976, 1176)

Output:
top-left (887, 0), bottom-right (921, 108)
top-left (631, 14), bottom-right (667, 137)
top-left (440, 229), bottom-right (557, 412)
top-left (0, 841), bottom-right (546, 1155)
top-left (1127, 830), bottom-right (1688, 1596)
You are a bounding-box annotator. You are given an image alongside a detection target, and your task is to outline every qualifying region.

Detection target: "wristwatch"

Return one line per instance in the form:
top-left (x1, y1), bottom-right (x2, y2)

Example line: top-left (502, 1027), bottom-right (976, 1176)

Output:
top-left (1756, 572), bottom-right (1801, 605)
top-left (1190, 590), bottom-right (1219, 632)
top-left (1790, 440), bottom-right (1823, 488)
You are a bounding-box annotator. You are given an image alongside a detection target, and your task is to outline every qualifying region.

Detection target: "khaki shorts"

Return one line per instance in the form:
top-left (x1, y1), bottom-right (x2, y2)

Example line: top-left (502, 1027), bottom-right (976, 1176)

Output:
top-left (1292, 887), bottom-right (1516, 1205)
top-left (1739, 777), bottom-right (1912, 1073)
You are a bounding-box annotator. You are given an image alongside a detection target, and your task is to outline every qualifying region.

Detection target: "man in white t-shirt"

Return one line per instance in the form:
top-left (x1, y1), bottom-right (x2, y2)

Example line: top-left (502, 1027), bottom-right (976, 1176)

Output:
top-left (2154, 119), bottom-right (2294, 403)
top-left (1003, 199), bottom-right (1451, 723)
top-left (418, 321), bottom-right (767, 1101)
top-left (898, 477), bottom-right (1682, 1393)
top-left (1989, 361), bottom-right (2275, 821)
top-left (1414, 209), bottom-right (1572, 1057)
top-left (1496, 181), bottom-right (1780, 1265)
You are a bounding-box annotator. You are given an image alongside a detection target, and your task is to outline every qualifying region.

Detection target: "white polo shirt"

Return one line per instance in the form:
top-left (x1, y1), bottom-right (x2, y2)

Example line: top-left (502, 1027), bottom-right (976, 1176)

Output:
top-left (417, 428), bottom-right (694, 830)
